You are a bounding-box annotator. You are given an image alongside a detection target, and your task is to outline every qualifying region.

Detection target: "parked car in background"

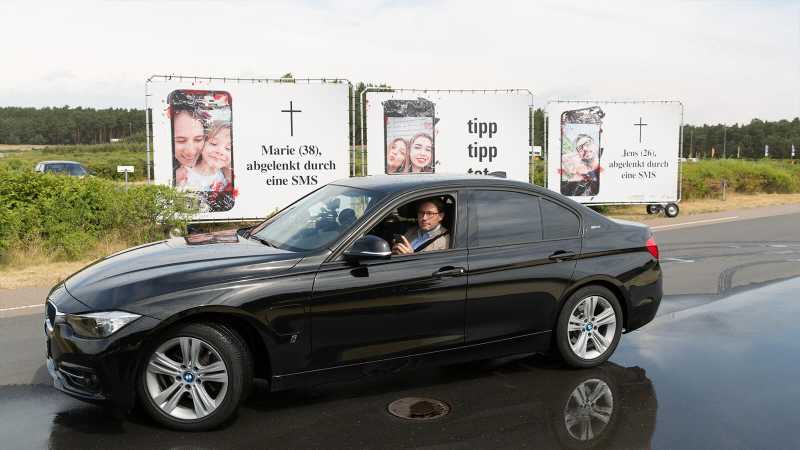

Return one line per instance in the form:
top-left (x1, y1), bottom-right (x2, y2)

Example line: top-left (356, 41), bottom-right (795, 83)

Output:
top-left (44, 174), bottom-right (662, 430)
top-left (34, 160), bottom-right (91, 177)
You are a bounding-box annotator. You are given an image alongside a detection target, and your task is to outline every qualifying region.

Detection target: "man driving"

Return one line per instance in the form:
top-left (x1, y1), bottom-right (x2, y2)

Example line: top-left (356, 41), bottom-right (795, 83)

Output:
top-left (392, 198), bottom-right (450, 254)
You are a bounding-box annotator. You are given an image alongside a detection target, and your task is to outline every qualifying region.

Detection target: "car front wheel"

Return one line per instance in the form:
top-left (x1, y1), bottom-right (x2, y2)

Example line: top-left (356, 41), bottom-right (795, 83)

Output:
top-left (556, 287), bottom-right (622, 368)
top-left (137, 322), bottom-right (252, 431)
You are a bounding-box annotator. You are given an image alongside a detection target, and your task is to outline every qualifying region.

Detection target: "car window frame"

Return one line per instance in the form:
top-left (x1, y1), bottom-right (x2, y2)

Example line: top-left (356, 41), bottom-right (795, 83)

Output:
top-left (466, 187), bottom-right (584, 250)
top-left (326, 188), bottom-right (464, 263)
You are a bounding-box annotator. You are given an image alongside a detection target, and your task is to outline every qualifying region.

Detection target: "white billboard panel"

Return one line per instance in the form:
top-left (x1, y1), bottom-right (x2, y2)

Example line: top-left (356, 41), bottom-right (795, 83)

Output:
top-left (545, 101), bottom-right (682, 204)
top-left (148, 77), bottom-right (350, 220)
top-left (365, 91), bottom-right (532, 182)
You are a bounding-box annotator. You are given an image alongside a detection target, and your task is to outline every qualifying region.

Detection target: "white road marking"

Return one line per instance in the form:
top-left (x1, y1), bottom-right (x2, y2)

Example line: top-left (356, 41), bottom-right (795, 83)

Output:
top-left (662, 257), bottom-right (695, 263)
top-left (769, 244), bottom-right (788, 248)
top-left (651, 216), bottom-right (739, 230)
top-left (0, 304), bottom-right (41, 313)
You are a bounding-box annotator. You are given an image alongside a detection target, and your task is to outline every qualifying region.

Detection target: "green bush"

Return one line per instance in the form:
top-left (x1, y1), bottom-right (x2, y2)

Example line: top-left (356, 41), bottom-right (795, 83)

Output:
top-left (681, 160), bottom-right (800, 199)
top-left (0, 168), bottom-right (194, 262)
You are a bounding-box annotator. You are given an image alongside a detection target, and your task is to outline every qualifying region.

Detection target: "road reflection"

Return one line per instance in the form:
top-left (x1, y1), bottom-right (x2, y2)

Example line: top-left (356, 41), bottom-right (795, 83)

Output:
top-left (28, 357), bottom-right (659, 449)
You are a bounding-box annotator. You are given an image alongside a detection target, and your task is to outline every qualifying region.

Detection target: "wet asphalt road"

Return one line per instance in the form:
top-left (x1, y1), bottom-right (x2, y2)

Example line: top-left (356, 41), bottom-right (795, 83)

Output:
top-left (1, 211), bottom-right (800, 449)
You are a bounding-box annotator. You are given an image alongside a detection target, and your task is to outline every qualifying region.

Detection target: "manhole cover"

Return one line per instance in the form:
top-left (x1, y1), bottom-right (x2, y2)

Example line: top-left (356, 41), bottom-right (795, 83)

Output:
top-left (387, 397), bottom-right (451, 421)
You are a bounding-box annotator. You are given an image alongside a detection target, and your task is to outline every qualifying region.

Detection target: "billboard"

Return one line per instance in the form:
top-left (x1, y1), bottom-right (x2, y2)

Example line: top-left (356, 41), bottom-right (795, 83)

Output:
top-left (545, 101), bottom-right (682, 204)
top-left (148, 77), bottom-right (350, 220)
top-left (364, 90), bottom-right (532, 181)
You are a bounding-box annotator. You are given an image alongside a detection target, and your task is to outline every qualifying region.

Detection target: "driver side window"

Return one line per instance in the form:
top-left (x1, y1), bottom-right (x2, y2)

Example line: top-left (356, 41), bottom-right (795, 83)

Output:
top-left (366, 194), bottom-right (456, 255)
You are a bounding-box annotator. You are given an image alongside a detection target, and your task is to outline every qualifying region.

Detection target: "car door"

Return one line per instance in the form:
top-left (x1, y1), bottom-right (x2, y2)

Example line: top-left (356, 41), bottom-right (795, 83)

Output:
top-left (465, 189), bottom-right (581, 343)
top-left (310, 191), bottom-right (468, 369)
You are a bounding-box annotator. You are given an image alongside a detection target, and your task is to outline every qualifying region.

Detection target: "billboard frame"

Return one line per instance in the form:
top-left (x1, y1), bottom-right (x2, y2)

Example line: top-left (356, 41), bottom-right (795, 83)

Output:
top-left (359, 88), bottom-right (535, 178)
top-left (144, 74), bottom-right (355, 222)
top-left (544, 99), bottom-right (684, 206)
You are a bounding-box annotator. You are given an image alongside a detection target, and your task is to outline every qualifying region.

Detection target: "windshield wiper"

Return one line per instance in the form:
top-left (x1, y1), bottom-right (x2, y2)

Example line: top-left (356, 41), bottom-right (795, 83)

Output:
top-left (248, 235), bottom-right (275, 248)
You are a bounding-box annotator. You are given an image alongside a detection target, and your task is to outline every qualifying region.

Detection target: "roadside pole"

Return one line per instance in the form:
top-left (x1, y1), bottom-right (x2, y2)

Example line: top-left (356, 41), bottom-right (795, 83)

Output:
top-left (117, 166), bottom-right (134, 191)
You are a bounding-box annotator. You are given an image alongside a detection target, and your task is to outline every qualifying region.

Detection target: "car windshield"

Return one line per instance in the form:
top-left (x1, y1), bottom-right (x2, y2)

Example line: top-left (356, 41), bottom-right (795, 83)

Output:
top-left (250, 184), bottom-right (383, 252)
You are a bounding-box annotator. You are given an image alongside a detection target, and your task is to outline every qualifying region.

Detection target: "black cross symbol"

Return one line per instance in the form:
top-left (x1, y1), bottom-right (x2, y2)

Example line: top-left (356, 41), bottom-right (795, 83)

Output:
top-left (281, 101), bottom-right (302, 136)
top-left (634, 117), bottom-right (648, 143)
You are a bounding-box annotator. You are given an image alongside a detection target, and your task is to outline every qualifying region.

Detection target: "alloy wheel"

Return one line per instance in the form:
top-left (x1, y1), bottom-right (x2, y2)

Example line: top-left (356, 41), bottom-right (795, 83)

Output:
top-left (567, 296), bottom-right (617, 360)
top-left (145, 336), bottom-right (229, 420)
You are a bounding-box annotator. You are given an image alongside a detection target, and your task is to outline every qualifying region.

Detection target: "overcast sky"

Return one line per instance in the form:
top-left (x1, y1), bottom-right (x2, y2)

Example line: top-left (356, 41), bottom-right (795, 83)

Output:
top-left (0, 0), bottom-right (797, 125)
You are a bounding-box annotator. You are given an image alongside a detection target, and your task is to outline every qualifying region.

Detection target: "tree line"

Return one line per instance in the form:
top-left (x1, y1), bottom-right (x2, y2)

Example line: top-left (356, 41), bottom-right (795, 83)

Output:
top-left (681, 118), bottom-right (800, 159)
top-left (0, 106), bottom-right (144, 145)
top-left (2, 102), bottom-right (798, 159)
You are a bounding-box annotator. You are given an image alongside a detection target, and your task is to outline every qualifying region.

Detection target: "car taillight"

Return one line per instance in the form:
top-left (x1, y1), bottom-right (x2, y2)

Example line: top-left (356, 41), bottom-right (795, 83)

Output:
top-left (646, 236), bottom-right (659, 260)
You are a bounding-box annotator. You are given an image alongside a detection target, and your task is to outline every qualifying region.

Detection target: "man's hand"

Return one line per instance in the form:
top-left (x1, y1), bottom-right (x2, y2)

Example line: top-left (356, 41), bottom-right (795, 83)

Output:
top-left (392, 235), bottom-right (413, 255)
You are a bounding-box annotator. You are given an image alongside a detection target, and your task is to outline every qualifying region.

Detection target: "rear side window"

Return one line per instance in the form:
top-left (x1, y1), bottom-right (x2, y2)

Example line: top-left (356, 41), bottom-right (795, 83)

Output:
top-left (472, 190), bottom-right (542, 247)
top-left (68, 164), bottom-right (87, 176)
top-left (541, 199), bottom-right (581, 239)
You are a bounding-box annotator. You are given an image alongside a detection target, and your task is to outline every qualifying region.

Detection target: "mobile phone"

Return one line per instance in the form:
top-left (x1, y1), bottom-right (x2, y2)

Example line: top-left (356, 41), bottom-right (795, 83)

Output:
top-left (168, 89), bottom-right (235, 212)
top-left (560, 106), bottom-right (603, 197)
top-left (383, 98), bottom-right (435, 174)
top-left (392, 233), bottom-right (404, 244)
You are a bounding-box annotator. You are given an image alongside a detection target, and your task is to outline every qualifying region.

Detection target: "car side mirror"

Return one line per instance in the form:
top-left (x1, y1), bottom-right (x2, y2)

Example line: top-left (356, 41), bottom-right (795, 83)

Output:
top-left (344, 235), bottom-right (391, 262)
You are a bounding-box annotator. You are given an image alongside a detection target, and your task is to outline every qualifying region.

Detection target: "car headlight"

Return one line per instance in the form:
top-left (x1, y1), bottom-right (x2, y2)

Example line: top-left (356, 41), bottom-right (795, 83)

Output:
top-left (65, 311), bottom-right (141, 338)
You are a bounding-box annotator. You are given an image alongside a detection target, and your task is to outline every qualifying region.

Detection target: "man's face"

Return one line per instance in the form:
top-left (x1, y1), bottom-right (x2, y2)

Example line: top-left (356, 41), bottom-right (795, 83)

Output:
top-left (417, 201), bottom-right (443, 232)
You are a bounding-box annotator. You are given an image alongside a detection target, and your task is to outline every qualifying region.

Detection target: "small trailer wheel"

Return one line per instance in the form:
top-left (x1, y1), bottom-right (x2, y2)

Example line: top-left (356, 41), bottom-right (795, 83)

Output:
top-left (646, 204), bottom-right (662, 215)
top-left (664, 203), bottom-right (680, 218)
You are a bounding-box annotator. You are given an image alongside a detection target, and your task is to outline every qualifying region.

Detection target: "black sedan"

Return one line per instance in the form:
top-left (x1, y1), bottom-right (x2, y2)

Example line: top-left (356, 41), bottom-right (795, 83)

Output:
top-left (44, 174), bottom-right (662, 430)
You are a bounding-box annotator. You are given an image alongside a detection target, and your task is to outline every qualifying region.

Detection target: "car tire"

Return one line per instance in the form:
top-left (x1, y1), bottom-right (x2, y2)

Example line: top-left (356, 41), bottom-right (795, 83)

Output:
top-left (137, 322), bottom-right (253, 431)
top-left (664, 203), bottom-right (680, 218)
top-left (645, 204), bottom-right (661, 215)
top-left (555, 286), bottom-right (622, 369)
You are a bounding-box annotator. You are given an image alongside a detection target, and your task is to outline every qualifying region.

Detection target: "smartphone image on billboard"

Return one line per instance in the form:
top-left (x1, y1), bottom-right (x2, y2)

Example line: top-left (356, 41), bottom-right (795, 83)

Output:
top-left (383, 98), bottom-right (435, 174)
top-left (168, 89), bottom-right (235, 212)
top-left (560, 106), bottom-right (604, 197)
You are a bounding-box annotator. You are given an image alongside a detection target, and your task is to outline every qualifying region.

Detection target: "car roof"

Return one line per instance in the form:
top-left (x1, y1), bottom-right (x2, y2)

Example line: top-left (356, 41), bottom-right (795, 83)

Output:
top-left (332, 173), bottom-right (610, 223)
top-left (333, 173), bottom-right (549, 195)
top-left (38, 160), bottom-right (83, 165)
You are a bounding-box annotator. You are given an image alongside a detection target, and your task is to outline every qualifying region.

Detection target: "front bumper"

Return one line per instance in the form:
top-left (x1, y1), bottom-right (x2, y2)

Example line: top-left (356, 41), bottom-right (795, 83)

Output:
top-left (44, 301), bottom-right (161, 410)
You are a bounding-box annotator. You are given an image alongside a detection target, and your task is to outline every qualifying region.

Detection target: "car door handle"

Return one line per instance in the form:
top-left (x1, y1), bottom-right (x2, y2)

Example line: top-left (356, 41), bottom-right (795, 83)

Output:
top-left (548, 251), bottom-right (577, 261)
top-left (433, 266), bottom-right (466, 278)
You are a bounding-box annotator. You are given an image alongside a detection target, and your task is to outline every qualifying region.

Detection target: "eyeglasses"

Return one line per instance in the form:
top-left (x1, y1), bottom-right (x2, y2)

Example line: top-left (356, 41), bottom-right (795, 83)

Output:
top-left (417, 210), bottom-right (441, 218)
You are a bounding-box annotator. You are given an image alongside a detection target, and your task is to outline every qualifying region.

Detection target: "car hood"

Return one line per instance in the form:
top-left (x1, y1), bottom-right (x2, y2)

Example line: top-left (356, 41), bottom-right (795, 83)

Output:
top-left (64, 231), bottom-right (303, 311)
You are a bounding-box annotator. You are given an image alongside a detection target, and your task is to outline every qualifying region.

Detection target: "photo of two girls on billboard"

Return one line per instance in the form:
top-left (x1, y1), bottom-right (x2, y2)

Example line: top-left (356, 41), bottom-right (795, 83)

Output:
top-left (386, 133), bottom-right (434, 174)
top-left (384, 98), bottom-right (436, 175)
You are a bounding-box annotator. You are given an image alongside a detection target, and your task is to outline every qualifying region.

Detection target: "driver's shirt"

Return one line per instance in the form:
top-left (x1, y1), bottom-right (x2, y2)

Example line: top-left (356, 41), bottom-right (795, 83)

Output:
top-left (410, 224), bottom-right (443, 251)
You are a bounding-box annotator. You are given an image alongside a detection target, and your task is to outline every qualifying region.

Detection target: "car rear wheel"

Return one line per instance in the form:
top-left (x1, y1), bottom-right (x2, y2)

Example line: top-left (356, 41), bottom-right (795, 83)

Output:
top-left (556, 286), bottom-right (622, 368)
top-left (137, 322), bottom-right (252, 431)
